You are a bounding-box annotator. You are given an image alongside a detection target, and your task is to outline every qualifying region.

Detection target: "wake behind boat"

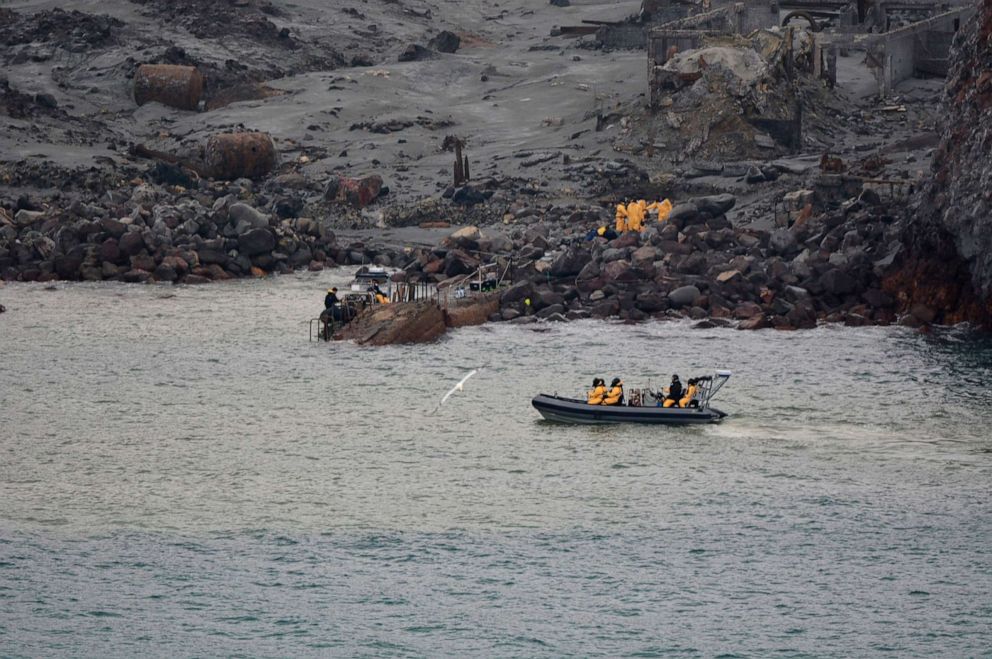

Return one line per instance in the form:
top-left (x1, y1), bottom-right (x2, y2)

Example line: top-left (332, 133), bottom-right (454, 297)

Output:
top-left (532, 371), bottom-right (731, 425)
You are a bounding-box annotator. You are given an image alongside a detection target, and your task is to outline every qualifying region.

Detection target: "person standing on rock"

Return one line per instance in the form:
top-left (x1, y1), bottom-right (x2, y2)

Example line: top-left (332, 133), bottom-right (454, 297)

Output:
top-left (649, 198), bottom-right (673, 223)
top-left (626, 200), bottom-right (647, 233)
top-left (614, 201), bottom-right (629, 233)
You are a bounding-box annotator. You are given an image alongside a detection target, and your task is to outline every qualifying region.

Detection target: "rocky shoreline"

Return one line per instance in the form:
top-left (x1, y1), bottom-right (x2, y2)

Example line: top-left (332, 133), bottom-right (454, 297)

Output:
top-left (0, 174), bottom-right (928, 331)
top-left (2, 0), bottom-right (990, 332)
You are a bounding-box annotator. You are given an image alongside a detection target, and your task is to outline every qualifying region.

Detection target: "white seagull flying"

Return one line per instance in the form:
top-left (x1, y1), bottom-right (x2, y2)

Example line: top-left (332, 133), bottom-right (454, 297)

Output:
top-left (431, 366), bottom-right (486, 414)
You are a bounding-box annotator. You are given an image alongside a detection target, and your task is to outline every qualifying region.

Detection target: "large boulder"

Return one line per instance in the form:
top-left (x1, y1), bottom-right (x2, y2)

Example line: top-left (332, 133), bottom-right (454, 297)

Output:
top-left (99, 238), bottom-right (122, 264)
top-left (602, 260), bottom-right (634, 283)
top-left (228, 203), bottom-right (269, 230)
top-left (326, 175), bottom-right (384, 209)
top-left (668, 284), bottom-right (700, 308)
top-left (446, 292), bottom-right (500, 327)
top-left (819, 268), bottom-right (857, 296)
top-left (118, 231), bottom-right (146, 257)
top-left (635, 291), bottom-right (668, 313)
top-left (451, 185), bottom-right (488, 206)
top-left (335, 300), bottom-right (446, 345)
top-left (549, 248), bottom-right (591, 277)
top-left (238, 228), bottom-right (276, 256)
top-left (693, 193), bottom-right (736, 216)
top-left (54, 254), bottom-right (82, 279)
top-left (428, 30), bottom-right (460, 54)
top-left (500, 280), bottom-right (535, 305)
top-left (667, 203), bottom-right (700, 227)
top-left (768, 228), bottom-right (798, 256)
top-left (100, 217), bottom-right (127, 239)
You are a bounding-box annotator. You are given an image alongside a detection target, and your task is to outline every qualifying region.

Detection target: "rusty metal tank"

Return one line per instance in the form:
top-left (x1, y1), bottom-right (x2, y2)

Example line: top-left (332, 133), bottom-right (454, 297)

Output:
top-left (203, 132), bottom-right (277, 180)
top-left (133, 64), bottom-right (204, 111)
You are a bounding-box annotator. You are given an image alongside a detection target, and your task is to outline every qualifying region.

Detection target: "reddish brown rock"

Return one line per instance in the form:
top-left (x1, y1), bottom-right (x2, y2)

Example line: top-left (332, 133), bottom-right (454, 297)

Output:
top-left (334, 300), bottom-right (446, 346)
top-left (737, 314), bottom-right (769, 330)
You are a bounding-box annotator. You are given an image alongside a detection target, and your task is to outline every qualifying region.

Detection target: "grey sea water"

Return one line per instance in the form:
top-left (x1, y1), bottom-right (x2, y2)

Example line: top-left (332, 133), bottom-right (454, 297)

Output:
top-left (1, 273), bottom-right (991, 657)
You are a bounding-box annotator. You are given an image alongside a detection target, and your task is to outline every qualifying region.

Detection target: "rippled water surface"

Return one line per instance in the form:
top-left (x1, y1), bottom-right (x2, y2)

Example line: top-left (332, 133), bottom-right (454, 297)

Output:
top-left (1, 274), bottom-right (991, 656)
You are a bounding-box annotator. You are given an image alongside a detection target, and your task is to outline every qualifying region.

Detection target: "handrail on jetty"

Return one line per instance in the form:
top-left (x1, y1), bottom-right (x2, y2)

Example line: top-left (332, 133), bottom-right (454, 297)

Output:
top-left (310, 258), bottom-right (518, 342)
top-left (436, 258), bottom-right (514, 310)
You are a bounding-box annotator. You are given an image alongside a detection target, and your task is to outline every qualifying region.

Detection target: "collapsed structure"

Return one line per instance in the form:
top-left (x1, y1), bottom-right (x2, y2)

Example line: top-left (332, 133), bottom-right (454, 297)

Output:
top-left (644, 0), bottom-right (974, 100)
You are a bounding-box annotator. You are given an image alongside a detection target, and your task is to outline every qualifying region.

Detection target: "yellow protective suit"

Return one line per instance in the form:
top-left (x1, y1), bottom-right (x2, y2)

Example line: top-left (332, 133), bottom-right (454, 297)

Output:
top-left (625, 200), bottom-right (646, 233)
top-left (587, 385), bottom-right (607, 405)
top-left (679, 384), bottom-right (697, 408)
top-left (602, 384), bottom-right (624, 406)
top-left (614, 204), bottom-right (628, 233)
top-left (375, 293), bottom-right (390, 304)
top-left (649, 198), bottom-right (673, 223)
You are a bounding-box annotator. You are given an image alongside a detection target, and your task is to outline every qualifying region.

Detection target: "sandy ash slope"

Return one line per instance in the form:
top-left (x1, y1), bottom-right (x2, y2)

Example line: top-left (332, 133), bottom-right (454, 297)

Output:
top-left (0, 0), bottom-right (651, 203)
top-left (2, 0), bottom-right (984, 329)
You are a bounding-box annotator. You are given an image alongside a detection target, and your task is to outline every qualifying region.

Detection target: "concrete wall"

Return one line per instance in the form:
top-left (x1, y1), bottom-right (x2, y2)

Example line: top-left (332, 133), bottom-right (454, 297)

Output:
top-left (742, 0), bottom-right (780, 32)
top-left (814, 5), bottom-right (973, 96)
top-left (597, 24), bottom-right (648, 50)
top-left (877, 7), bottom-right (971, 94)
top-left (885, 26), bottom-right (918, 87)
top-left (917, 30), bottom-right (955, 75)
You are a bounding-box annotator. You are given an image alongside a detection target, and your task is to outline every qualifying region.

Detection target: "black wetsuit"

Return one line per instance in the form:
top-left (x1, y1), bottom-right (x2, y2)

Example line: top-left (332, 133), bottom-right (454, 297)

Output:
top-left (667, 380), bottom-right (683, 404)
top-left (324, 292), bottom-right (338, 309)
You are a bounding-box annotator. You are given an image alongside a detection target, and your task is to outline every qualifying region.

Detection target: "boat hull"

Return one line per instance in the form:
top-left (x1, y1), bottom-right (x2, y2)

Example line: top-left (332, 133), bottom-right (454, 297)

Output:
top-left (532, 394), bottom-right (726, 425)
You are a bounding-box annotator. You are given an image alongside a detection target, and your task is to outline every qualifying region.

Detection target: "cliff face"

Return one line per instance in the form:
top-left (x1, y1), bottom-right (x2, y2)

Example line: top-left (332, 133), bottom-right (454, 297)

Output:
top-left (898, 1), bottom-right (992, 326)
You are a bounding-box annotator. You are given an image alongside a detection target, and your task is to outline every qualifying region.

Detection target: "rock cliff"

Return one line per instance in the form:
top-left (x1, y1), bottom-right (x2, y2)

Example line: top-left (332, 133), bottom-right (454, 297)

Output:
top-left (900, 0), bottom-right (992, 326)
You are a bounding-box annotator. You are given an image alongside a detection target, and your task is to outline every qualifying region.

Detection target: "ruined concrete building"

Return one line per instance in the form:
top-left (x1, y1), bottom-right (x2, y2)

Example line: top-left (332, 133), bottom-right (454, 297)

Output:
top-left (644, 0), bottom-right (975, 103)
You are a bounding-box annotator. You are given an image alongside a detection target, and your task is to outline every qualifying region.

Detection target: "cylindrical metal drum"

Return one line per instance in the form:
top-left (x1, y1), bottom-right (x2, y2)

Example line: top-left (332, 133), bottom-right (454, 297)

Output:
top-left (203, 132), bottom-right (277, 180)
top-left (133, 64), bottom-right (204, 111)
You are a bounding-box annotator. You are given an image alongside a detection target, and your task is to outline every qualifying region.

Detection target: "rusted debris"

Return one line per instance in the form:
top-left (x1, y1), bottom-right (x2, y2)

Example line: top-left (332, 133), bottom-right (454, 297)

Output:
top-left (133, 64), bottom-right (204, 111)
top-left (203, 132), bottom-right (277, 180)
top-left (819, 152), bottom-right (846, 173)
top-left (559, 26), bottom-right (600, 35)
top-left (130, 131), bottom-right (277, 180)
top-left (446, 136), bottom-right (470, 187)
top-left (325, 174), bottom-right (384, 209)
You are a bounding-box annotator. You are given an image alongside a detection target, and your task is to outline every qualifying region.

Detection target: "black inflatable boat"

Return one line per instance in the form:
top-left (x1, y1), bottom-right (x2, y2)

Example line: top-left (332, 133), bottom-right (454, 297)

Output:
top-left (532, 371), bottom-right (731, 425)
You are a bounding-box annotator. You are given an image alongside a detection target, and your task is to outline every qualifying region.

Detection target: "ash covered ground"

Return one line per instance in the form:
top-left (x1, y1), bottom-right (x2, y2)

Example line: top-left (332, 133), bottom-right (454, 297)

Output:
top-left (0, 0), bottom-right (979, 329)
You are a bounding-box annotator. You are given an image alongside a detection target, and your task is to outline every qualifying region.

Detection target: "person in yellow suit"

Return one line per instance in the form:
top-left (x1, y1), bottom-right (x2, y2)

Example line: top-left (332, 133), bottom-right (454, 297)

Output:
top-left (614, 202), bottom-right (628, 233)
top-left (371, 284), bottom-right (390, 304)
top-left (662, 374), bottom-right (683, 408)
top-left (625, 200), bottom-right (647, 232)
top-left (601, 378), bottom-right (624, 406)
top-left (648, 198), bottom-right (673, 223)
top-left (586, 378), bottom-right (607, 405)
top-left (679, 378), bottom-right (698, 408)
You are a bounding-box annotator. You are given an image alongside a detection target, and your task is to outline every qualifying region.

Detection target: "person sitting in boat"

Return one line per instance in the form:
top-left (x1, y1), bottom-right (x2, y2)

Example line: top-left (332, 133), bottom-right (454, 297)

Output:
top-left (679, 378), bottom-right (699, 408)
top-left (601, 378), bottom-right (624, 406)
top-left (587, 378), bottom-right (607, 405)
top-left (324, 287), bottom-right (339, 310)
top-left (662, 374), bottom-right (683, 408)
top-left (370, 284), bottom-right (390, 304)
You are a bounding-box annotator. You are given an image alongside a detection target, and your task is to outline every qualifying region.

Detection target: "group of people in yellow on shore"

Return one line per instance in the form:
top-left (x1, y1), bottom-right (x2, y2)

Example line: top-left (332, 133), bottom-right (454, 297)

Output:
top-left (614, 198), bottom-right (673, 234)
top-left (587, 374), bottom-right (701, 409)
